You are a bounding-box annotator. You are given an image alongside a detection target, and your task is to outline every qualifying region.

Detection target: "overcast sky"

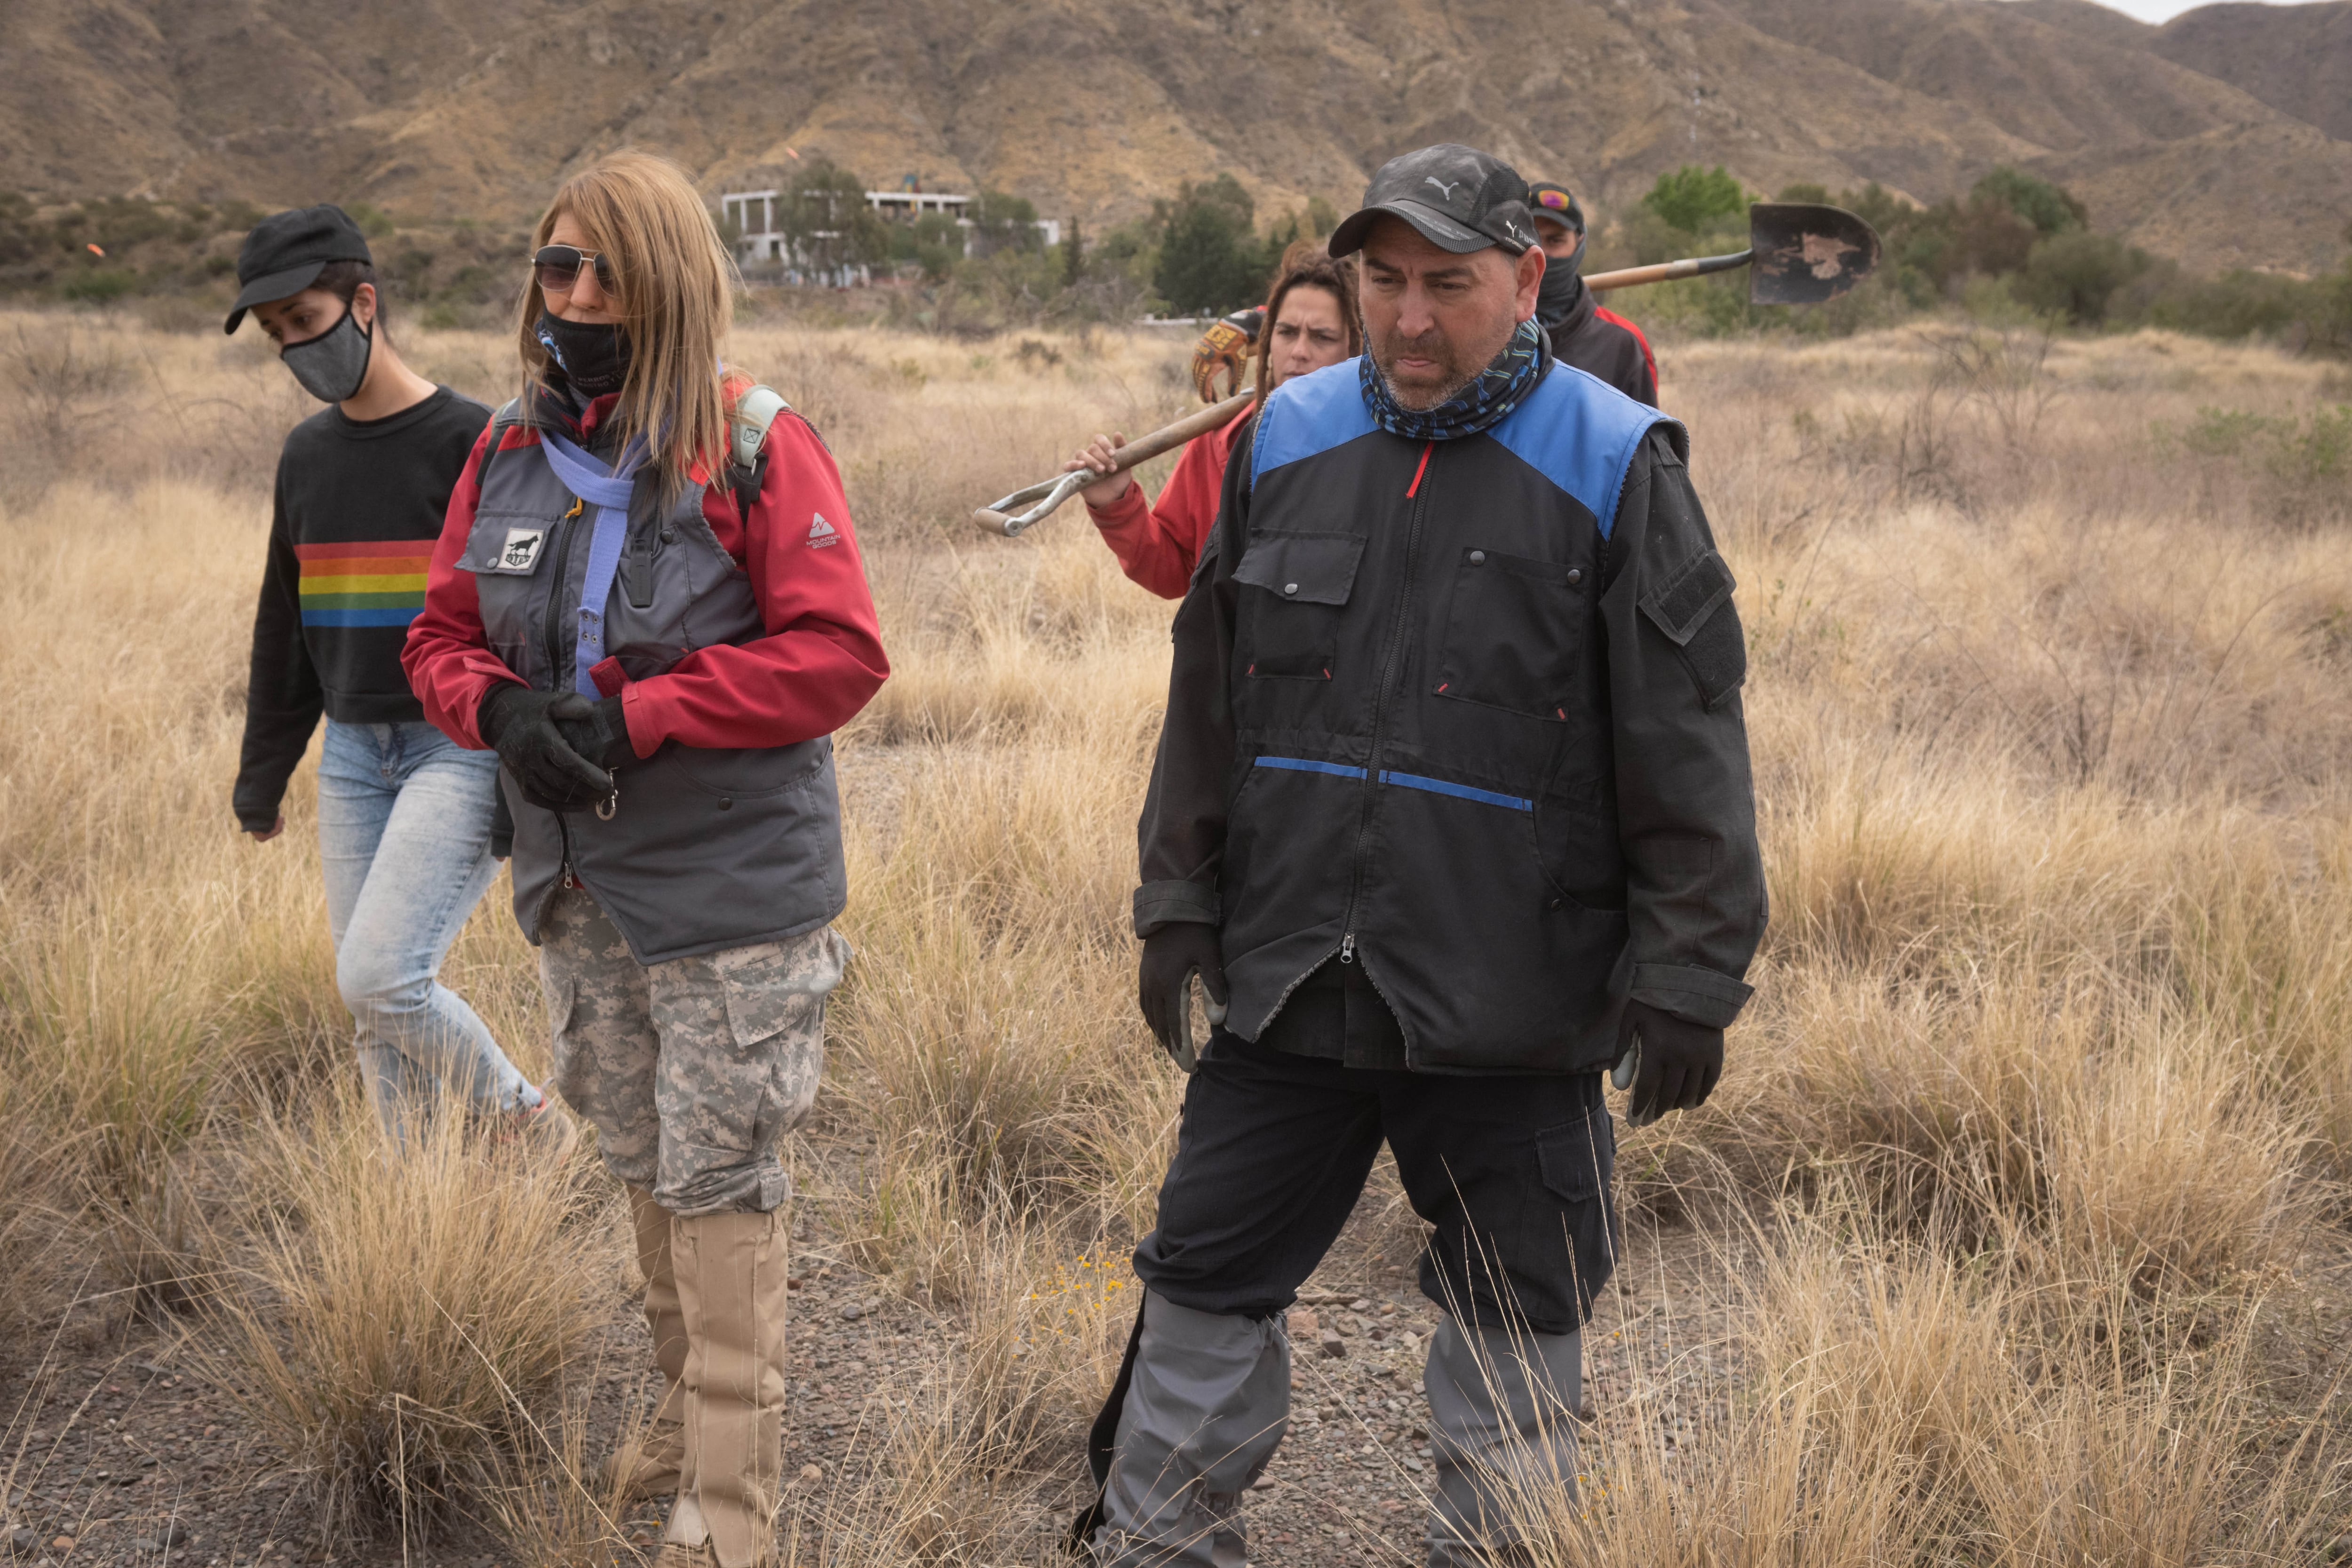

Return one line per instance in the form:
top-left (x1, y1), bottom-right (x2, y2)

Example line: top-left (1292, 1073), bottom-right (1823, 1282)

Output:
top-left (2073, 0), bottom-right (2331, 21)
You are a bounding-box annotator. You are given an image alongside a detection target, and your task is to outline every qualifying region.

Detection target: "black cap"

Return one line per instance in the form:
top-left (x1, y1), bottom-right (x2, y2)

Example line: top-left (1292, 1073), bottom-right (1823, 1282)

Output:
top-left (223, 205), bottom-right (373, 334)
top-left (1527, 182), bottom-right (1585, 234)
top-left (1328, 145), bottom-right (1536, 259)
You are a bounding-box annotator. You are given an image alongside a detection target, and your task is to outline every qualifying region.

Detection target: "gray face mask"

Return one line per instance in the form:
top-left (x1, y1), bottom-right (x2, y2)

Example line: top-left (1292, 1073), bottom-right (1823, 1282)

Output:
top-left (281, 306), bottom-right (373, 404)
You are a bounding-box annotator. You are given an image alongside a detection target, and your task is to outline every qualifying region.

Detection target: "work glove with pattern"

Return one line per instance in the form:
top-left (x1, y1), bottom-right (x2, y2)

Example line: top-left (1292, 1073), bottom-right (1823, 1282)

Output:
top-left (1611, 1000), bottom-right (1724, 1129)
top-left (1189, 307), bottom-right (1264, 403)
top-left (477, 685), bottom-right (612, 812)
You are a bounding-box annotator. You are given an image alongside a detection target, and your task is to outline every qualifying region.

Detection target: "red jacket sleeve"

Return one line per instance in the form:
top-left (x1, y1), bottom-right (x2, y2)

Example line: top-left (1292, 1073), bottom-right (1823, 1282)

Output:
top-left (619, 415), bottom-right (888, 753)
top-left (402, 422), bottom-right (524, 748)
top-left (1084, 405), bottom-right (1244, 601)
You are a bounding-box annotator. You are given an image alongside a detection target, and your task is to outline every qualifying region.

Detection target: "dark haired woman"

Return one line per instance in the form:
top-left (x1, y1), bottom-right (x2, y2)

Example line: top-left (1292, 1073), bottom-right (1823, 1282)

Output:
top-left (230, 204), bottom-right (565, 1147)
top-left (1064, 243), bottom-right (1362, 598)
top-left (405, 151), bottom-right (888, 1568)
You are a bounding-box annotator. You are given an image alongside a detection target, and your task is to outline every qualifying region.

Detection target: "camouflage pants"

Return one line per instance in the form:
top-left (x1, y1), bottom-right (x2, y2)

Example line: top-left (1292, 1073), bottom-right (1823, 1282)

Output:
top-left (540, 888), bottom-right (846, 1216)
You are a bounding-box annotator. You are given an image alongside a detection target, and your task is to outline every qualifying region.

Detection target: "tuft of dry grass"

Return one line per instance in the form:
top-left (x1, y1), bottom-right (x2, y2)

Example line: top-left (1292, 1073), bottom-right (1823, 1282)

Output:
top-left (196, 1083), bottom-right (608, 1544)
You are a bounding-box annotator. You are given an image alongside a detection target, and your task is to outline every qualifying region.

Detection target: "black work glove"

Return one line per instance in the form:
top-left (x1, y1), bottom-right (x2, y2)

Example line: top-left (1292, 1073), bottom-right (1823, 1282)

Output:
top-left (1138, 923), bottom-right (1228, 1070)
top-left (1611, 1000), bottom-right (1724, 1129)
top-left (554, 693), bottom-right (636, 772)
top-left (477, 685), bottom-right (612, 812)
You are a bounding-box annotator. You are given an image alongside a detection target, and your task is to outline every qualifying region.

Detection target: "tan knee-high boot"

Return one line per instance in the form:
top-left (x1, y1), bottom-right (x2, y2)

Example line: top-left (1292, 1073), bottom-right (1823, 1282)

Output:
top-left (663, 1208), bottom-right (788, 1568)
top-left (608, 1185), bottom-right (689, 1501)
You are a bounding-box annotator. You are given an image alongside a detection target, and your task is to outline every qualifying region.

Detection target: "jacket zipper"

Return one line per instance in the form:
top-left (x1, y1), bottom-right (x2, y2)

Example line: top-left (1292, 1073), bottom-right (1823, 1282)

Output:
top-left (1337, 442), bottom-right (1435, 962)
top-left (543, 489), bottom-right (583, 908)
top-left (542, 505), bottom-right (580, 692)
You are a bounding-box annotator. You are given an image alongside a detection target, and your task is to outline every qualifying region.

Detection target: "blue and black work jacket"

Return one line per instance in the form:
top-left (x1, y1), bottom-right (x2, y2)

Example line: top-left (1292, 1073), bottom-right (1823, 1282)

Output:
top-left (1133, 353), bottom-right (1765, 1075)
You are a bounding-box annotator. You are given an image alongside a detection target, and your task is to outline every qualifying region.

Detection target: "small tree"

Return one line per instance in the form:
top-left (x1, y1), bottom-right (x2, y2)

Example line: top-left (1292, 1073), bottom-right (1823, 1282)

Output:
top-left (1061, 216), bottom-right (1084, 290)
top-left (1643, 166), bottom-right (1747, 233)
top-left (776, 160), bottom-right (888, 271)
top-left (970, 190), bottom-right (1041, 256)
top-left (1153, 175), bottom-right (1265, 315)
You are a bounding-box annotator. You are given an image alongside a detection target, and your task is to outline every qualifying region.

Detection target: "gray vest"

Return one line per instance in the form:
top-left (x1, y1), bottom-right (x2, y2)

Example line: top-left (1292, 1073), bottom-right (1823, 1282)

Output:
top-left (459, 417), bottom-right (845, 964)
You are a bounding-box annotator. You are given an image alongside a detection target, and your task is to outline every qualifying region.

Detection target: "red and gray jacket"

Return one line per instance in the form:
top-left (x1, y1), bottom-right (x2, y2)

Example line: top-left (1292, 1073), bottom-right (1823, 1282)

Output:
top-left (403, 382), bottom-right (888, 963)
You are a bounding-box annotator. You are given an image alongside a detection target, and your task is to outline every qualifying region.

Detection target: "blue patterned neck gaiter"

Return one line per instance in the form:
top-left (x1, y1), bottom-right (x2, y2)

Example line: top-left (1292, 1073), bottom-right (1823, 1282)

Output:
top-left (1361, 317), bottom-right (1549, 442)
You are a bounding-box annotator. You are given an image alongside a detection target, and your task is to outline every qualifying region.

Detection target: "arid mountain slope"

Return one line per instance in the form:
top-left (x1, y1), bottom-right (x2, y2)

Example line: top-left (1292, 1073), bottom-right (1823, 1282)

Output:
top-left (2153, 2), bottom-right (2352, 143)
top-left (2, 0), bottom-right (2347, 268)
top-left (2012, 0), bottom-right (2352, 143)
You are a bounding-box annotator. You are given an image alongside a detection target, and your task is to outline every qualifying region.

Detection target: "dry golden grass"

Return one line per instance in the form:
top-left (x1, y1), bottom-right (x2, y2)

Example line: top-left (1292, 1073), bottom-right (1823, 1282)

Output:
top-left (0, 310), bottom-right (2346, 1557)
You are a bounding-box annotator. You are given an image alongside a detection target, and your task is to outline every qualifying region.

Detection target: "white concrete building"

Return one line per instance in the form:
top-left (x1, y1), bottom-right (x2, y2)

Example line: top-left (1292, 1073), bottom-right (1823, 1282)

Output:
top-left (719, 188), bottom-right (1059, 270)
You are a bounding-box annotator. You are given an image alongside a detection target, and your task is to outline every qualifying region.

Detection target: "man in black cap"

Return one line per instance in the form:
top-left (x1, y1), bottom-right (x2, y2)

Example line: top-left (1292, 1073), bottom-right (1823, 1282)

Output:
top-left (1528, 181), bottom-right (1658, 406)
top-left (1074, 144), bottom-right (1764, 1566)
top-left (229, 204), bottom-right (567, 1148)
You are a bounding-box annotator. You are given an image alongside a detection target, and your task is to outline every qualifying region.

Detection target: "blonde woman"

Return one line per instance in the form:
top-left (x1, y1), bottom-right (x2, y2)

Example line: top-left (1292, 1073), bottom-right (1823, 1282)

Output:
top-left (405, 151), bottom-right (889, 1568)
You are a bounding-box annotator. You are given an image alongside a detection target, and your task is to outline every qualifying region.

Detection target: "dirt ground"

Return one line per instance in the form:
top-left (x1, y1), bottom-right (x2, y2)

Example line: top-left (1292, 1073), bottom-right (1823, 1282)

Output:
top-left (2, 1154), bottom-right (1721, 1568)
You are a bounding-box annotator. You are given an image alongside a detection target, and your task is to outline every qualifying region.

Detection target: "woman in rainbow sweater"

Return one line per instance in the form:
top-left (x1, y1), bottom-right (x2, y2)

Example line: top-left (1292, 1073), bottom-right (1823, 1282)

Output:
top-left (229, 204), bottom-right (567, 1148)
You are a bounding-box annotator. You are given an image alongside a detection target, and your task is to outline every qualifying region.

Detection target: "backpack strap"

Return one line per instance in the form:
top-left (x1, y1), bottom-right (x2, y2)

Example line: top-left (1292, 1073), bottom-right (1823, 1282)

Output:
top-left (726, 384), bottom-right (791, 521)
top-left (474, 396), bottom-right (526, 490)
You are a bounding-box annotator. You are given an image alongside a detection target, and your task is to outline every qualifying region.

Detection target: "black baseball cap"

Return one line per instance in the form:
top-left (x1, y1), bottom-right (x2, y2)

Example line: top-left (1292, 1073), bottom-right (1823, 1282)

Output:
top-left (1527, 182), bottom-right (1586, 233)
top-left (223, 205), bottom-right (373, 334)
top-left (1328, 145), bottom-right (1537, 259)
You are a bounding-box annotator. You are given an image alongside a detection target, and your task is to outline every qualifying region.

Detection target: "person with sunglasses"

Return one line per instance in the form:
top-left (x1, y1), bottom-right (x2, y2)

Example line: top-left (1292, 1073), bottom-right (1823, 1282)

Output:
top-left (404, 151), bottom-right (889, 1568)
top-left (228, 204), bottom-right (571, 1148)
top-left (1528, 181), bottom-right (1658, 406)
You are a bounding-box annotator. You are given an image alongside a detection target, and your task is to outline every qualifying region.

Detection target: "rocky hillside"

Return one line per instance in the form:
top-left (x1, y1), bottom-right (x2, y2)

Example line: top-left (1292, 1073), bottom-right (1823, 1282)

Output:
top-left (4, 0), bottom-right (2347, 269)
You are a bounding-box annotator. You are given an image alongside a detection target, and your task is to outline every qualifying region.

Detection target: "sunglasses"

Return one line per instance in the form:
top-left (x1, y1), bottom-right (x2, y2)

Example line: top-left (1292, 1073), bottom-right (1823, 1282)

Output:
top-left (532, 245), bottom-right (617, 295)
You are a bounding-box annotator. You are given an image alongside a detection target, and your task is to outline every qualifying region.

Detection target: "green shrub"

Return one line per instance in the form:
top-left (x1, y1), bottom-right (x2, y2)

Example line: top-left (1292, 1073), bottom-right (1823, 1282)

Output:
top-left (1971, 167), bottom-right (2087, 237)
top-left (1643, 165), bottom-right (1748, 234)
top-left (2177, 404), bottom-right (2352, 483)
top-left (61, 268), bottom-right (135, 303)
top-left (2021, 231), bottom-right (2153, 325)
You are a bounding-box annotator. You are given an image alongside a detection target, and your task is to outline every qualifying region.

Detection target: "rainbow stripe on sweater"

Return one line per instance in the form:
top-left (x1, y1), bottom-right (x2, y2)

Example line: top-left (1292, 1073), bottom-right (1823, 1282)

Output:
top-left (296, 539), bottom-right (434, 628)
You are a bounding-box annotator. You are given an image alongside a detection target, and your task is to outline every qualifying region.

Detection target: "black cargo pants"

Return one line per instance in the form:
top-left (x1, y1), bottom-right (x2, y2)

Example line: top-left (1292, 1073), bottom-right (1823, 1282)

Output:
top-left (1133, 1031), bottom-right (1619, 1333)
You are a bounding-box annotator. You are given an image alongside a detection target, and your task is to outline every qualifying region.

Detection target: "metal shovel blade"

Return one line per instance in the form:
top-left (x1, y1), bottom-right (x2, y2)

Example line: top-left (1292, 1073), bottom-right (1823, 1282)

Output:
top-left (1747, 204), bottom-right (1882, 306)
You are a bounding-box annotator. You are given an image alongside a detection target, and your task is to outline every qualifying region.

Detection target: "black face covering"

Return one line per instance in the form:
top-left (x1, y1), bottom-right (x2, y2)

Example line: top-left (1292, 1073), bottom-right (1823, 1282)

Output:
top-left (534, 311), bottom-right (631, 398)
top-left (1534, 230), bottom-right (1589, 333)
top-left (281, 307), bottom-right (373, 404)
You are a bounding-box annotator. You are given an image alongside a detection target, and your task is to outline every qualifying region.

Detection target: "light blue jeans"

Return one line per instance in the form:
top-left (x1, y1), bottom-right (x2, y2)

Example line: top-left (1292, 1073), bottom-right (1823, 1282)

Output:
top-left (317, 719), bottom-right (538, 1133)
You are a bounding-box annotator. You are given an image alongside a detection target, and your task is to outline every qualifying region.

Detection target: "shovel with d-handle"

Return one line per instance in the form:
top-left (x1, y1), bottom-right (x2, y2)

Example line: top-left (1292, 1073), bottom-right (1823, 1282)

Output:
top-left (973, 390), bottom-right (1255, 536)
top-left (971, 204), bottom-right (1881, 536)
top-left (1583, 202), bottom-right (1883, 305)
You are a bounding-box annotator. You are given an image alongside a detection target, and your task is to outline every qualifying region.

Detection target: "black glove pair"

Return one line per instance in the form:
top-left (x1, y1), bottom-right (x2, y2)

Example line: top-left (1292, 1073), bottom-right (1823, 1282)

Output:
top-left (477, 686), bottom-right (634, 812)
top-left (1612, 1000), bottom-right (1724, 1128)
top-left (1138, 928), bottom-right (1724, 1118)
top-left (1138, 923), bottom-right (1226, 1070)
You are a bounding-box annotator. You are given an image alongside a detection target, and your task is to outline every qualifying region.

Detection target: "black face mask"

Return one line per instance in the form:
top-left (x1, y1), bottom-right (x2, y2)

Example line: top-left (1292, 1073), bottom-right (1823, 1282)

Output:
top-left (281, 307), bottom-right (373, 404)
top-left (534, 311), bottom-right (631, 398)
top-left (1534, 231), bottom-right (1589, 332)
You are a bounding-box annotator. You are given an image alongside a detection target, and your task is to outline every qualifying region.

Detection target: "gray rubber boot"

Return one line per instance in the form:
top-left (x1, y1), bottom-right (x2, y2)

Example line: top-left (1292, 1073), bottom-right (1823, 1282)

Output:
top-left (1090, 1289), bottom-right (1291, 1568)
top-left (1422, 1316), bottom-right (1582, 1568)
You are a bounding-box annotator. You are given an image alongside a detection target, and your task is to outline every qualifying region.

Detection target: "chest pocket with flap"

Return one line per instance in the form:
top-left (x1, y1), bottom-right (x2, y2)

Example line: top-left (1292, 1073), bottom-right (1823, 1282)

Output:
top-left (1233, 531), bottom-right (1365, 680)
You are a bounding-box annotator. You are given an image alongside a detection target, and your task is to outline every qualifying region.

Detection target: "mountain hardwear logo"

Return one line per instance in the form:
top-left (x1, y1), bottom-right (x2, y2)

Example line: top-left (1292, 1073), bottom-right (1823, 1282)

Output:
top-left (808, 513), bottom-right (839, 548)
